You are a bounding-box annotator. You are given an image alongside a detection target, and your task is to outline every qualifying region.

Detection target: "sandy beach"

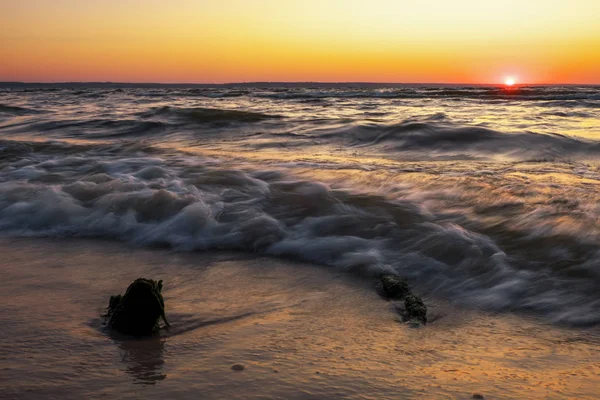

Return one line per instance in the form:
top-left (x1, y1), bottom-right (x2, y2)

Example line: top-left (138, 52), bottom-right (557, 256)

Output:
top-left (1, 238), bottom-right (598, 399)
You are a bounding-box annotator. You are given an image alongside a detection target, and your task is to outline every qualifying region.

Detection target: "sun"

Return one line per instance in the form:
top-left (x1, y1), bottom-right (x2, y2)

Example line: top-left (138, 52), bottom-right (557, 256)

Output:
top-left (504, 77), bottom-right (516, 86)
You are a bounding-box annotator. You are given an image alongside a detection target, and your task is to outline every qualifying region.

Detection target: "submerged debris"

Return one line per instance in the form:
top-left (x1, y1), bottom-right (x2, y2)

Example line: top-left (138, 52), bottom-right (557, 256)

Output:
top-left (380, 274), bottom-right (427, 325)
top-left (380, 274), bottom-right (411, 300)
top-left (105, 278), bottom-right (170, 336)
top-left (231, 364), bottom-right (245, 371)
top-left (404, 294), bottom-right (428, 325)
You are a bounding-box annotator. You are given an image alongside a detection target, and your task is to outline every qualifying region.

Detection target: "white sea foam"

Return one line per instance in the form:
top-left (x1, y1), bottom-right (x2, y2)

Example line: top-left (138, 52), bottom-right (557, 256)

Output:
top-left (0, 138), bottom-right (598, 325)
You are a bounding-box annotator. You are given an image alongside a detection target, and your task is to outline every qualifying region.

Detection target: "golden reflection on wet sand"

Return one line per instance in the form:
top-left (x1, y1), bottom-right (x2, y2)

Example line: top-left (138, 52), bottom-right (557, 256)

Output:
top-left (0, 238), bottom-right (598, 399)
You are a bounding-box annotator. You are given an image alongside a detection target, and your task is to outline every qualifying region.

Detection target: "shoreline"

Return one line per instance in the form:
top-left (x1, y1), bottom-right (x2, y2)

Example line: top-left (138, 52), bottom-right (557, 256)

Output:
top-left (1, 237), bottom-right (599, 399)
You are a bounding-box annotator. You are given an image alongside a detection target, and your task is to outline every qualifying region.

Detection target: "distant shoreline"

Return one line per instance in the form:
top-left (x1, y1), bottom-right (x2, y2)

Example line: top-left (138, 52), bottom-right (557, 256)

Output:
top-left (0, 81), bottom-right (596, 89)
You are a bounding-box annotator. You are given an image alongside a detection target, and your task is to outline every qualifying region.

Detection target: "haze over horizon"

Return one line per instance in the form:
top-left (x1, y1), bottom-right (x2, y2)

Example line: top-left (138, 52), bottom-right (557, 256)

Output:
top-left (2, 0), bottom-right (599, 84)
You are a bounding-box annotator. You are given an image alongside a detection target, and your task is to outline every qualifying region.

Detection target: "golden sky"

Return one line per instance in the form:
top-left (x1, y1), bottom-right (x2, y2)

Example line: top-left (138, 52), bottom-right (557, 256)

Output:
top-left (1, 0), bottom-right (599, 83)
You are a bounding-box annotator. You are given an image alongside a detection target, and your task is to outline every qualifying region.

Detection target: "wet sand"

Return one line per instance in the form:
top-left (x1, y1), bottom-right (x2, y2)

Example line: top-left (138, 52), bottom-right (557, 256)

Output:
top-left (1, 238), bottom-right (599, 399)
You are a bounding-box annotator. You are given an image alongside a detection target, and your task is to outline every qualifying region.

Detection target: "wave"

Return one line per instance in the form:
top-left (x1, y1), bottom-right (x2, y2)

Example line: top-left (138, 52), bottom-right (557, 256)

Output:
top-left (540, 110), bottom-right (594, 118)
top-left (0, 139), bottom-right (158, 161)
top-left (2, 109), bottom-right (597, 162)
top-left (4, 85), bottom-right (599, 103)
top-left (351, 122), bottom-right (598, 153)
top-left (250, 120), bottom-right (600, 161)
top-left (182, 89), bottom-right (250, 98)
top-left (0, 104), bottom-right (43, 115)
top-left (140, 106), bottom-right (281, 123)
top-left (19, 119), bottom-right (168, 138)
top-left (251, 87), bottom-right (600, 101)
top-left (537, 100), bottom-right (600, 109)
top-left (0, 139), bottom-right (598, 326)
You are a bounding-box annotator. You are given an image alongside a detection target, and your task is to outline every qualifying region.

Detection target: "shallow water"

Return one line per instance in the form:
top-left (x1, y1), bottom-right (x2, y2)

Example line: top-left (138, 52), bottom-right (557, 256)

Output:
top-left (1, 238), bottom-right (599, 400)
top-left (1, 84), bottom-right (599, 327)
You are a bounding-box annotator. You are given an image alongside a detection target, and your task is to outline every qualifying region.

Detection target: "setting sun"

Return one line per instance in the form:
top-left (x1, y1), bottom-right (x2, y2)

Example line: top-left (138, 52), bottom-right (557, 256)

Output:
top-left (505, 77), bottom-right (516, 86)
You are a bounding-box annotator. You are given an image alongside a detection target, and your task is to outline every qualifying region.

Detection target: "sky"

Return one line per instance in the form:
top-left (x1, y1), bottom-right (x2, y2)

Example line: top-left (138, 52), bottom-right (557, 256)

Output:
top-left (1, 0), bottom-right (599, 84)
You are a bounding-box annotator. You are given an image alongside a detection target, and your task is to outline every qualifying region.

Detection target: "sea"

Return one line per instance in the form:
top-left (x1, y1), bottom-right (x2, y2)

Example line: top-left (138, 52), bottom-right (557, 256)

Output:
top-left (0, 83), bottom-right (599, 399)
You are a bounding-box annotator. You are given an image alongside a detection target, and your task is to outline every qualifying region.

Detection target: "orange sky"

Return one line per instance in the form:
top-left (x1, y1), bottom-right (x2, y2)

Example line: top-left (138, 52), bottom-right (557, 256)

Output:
top-left (1, 0), bottom-right (599, 84)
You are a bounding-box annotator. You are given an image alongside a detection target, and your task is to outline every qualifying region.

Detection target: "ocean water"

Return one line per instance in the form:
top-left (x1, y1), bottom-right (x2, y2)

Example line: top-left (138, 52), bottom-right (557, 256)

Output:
top-left (1, 84), bottom-right (599, 327)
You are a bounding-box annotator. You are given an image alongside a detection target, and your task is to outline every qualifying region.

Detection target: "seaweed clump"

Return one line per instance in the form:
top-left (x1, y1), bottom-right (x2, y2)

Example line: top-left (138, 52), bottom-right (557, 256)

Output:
top-left (380, 274), bottom-right (411, 299)
top-left (379, 274), bottom-right (427, 325)
top-left (105, 278), bottom-right (170, 336)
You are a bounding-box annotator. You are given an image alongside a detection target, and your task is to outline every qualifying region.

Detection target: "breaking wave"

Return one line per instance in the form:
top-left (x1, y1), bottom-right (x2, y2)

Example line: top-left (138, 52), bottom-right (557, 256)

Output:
top-left (0, 139), bottom-right (598, 326)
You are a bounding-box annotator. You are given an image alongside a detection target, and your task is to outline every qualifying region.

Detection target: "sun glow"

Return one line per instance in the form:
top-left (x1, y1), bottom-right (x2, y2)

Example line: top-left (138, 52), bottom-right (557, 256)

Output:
top-left (505, 77), bottom-right (516, 86)
top-left (1, 0), bottom-right (599, 83)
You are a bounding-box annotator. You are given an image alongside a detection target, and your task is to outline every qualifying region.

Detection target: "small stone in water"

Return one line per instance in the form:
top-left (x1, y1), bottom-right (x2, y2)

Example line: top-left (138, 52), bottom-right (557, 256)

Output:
top-left (472, 394), bottom-right (484, 399)
top-left (231, 364), bottom-right (245, 371)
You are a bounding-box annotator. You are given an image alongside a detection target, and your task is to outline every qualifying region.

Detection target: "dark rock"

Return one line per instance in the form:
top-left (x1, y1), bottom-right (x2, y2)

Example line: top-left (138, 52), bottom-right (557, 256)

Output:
top-left (105, 278), bottom-right (170, 336)
top-left (380, 274), bottom-right (410, 300)
top-left (404, 294), bottom-right (427, 324)
top-left (108, 294), bottom-right (122, 311)
top-left (231, 364), bottom-right (245, 371)
top-left (472, 394), bottom-right (485, 399)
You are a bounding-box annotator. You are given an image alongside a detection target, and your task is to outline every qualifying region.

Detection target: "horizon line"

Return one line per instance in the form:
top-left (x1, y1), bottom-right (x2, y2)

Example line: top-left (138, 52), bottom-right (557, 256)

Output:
top-left (1, 81), bottom-right (598, 87)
